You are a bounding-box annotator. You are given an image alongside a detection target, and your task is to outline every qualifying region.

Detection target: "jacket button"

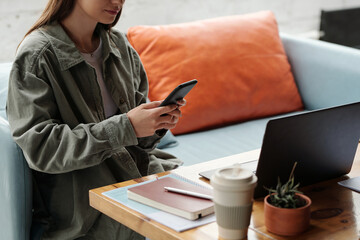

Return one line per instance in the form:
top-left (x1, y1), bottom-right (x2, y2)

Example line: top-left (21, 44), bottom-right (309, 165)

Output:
top-left (119, 98), bottom-right (125, 104)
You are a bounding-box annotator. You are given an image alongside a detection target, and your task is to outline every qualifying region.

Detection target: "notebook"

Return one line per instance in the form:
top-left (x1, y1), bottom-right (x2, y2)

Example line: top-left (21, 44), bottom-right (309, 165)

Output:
top-left (127, 176), bottom-right (214, 220)
top-left (102, 174), bottom-right (216, 232)
top-left (200, 102), bottom-right (360, 198)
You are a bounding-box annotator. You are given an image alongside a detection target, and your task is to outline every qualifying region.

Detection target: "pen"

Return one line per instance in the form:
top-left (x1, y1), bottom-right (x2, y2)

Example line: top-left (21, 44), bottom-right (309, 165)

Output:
top-left (164, 186), bottom-right (213, 200)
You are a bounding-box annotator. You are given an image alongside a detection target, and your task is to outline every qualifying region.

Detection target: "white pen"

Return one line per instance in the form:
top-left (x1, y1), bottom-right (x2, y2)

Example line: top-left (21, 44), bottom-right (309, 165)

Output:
top-left (164, 186), bottom-right (213, 200)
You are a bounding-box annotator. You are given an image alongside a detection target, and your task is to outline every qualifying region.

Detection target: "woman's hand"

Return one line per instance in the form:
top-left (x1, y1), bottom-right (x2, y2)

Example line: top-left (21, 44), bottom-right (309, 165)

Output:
top-left (127, 99), bottom-right (186, 138)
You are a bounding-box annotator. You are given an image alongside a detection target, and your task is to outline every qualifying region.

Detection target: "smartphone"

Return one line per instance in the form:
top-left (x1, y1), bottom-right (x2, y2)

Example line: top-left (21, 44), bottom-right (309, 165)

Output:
top-left (159, 79), bottom-right (198, 106)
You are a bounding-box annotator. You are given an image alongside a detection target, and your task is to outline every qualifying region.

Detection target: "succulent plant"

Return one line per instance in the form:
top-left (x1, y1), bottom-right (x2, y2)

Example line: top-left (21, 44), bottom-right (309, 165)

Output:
top-left (265, 162), bottom-right (306, 209)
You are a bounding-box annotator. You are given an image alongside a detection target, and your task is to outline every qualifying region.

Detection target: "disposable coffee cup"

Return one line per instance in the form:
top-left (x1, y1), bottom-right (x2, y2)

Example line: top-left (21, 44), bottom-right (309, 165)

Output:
top-left (210, 166), bottom-right (257, 240)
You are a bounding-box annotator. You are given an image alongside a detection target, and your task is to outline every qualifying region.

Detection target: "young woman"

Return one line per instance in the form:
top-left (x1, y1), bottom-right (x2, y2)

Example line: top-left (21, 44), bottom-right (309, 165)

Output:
top-left (7, 0), bottom-right (184, 239)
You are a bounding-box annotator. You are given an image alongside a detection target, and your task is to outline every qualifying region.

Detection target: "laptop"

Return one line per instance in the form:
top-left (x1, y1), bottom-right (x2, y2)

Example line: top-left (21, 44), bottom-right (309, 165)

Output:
top-left (199, 102), bottom-right (360, 198)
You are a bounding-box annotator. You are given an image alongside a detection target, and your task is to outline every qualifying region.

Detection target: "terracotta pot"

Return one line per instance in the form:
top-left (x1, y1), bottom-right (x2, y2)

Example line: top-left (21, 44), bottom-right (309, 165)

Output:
top-left (264, 193), bottom-right (311, 236)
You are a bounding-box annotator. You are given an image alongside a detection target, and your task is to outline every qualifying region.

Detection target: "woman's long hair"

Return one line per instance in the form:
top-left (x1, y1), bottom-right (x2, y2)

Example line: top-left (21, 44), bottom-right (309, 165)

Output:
top-left (20, 0), bottom-right (121, 46)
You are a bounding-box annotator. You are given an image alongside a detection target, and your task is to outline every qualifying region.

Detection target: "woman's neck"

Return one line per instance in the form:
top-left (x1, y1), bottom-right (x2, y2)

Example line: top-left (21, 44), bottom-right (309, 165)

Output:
top-left (60, 4), bottom-right (100, 54)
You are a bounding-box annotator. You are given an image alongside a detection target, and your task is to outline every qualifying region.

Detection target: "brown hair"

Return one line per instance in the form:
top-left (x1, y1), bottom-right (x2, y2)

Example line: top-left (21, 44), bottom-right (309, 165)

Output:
top-left (20, 0), bottom-right (122, 45)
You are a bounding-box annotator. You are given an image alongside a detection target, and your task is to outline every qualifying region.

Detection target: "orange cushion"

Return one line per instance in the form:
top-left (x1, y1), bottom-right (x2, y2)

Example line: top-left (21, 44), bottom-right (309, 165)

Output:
top-left (127, 11), bottom-right (303, 135)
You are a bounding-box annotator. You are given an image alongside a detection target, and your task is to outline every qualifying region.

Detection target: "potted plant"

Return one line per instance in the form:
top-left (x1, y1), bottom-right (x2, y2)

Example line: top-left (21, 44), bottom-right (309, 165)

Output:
top-left (264, 162), bottom-right (311, 236)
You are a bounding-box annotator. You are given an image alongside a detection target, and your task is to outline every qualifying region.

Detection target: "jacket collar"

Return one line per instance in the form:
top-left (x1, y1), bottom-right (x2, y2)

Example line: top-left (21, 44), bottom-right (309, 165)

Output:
top-left (40, 22), bottom-right (122, 71)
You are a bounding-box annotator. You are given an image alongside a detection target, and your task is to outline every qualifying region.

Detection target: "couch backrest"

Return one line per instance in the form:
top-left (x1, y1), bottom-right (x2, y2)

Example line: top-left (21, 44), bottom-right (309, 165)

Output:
top-left (281, 33), bottom-right (360, 110)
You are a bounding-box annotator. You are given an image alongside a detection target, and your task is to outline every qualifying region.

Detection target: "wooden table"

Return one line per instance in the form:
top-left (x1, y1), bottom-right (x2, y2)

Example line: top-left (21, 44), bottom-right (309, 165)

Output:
top-left (89, 146), bottom-right (360, 240)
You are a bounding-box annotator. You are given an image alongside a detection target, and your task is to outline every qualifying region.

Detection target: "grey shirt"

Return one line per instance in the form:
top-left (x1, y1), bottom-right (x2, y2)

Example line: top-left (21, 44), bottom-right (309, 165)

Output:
top-left (7, 22), bottom-right (182, 239)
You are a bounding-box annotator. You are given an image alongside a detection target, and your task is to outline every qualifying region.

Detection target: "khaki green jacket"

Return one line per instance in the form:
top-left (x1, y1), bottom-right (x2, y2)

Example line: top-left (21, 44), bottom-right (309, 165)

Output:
top-left (7, 22), bottom-right (181, 239)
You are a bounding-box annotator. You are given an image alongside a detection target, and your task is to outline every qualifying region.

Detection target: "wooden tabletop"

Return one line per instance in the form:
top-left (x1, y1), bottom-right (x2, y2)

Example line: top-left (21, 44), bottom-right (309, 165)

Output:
top-left (89, 146), bottom-right (360, 240)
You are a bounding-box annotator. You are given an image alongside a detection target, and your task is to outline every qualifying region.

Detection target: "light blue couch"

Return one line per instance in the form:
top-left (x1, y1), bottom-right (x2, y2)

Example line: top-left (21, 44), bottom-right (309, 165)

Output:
top-left (1, 33), bottom-right (360, 239)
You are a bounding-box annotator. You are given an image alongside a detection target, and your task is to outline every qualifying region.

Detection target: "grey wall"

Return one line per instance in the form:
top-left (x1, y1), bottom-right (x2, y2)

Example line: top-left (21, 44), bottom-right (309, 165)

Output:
top-left (1, 0), bottom-right (359, 63)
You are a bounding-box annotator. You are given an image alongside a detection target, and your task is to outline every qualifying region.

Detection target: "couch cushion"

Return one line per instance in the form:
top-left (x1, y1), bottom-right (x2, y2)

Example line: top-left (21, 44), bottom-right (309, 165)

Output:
top-left (127, 11), bottom-right (303, 135)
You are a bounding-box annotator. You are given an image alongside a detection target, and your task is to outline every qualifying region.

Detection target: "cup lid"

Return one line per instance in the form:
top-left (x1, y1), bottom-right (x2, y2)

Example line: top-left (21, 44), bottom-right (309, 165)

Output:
top-left (210, 166), bottom-right (257, 190)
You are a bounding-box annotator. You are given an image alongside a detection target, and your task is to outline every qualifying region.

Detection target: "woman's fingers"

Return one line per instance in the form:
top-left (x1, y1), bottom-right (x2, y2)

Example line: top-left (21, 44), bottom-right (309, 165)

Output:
top-left (127, 100), bottom-right (184, 137)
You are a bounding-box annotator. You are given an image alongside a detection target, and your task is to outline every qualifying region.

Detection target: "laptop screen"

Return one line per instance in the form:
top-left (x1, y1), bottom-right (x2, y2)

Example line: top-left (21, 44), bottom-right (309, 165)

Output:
top-left (254, 102), bottom-right (360, 197)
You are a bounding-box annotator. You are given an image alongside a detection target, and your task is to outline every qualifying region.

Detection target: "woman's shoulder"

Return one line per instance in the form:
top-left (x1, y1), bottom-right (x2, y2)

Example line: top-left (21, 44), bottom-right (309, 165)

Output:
top-left (17, 28), bottom-right (51, 58)
top-left (15, 23), bottom-right (74, 73)
top-left (107, 28), bottom-right (142, 62)
top-left (109, 28), bottom-right (127, 42)
top-left (109, 28), bottom-right (130, 49)
top-left (110, 28), bottom-right (139, 52)
top-left (15, 28), bottom-right (54, 71)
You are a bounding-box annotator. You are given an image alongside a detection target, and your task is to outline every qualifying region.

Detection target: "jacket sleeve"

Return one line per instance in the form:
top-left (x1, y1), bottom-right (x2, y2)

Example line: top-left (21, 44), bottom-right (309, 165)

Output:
top-left (7, 57), bottom-right (139, 174)
top-left (128, 42), bottom-right (166, 151)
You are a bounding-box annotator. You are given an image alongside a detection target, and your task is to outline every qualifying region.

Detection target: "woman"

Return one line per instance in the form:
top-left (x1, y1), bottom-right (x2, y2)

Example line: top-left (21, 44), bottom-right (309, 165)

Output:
top-left (7, 0), bottom-right (184, 239)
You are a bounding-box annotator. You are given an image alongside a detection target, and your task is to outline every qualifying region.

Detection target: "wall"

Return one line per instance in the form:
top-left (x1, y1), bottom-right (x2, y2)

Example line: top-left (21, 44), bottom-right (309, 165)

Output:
top-left (1, 0), bottom-right (359, 63)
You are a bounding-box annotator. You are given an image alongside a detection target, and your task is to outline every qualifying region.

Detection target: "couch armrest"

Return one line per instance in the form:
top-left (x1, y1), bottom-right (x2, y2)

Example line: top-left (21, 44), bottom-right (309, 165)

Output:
top-left (0, 117), bottom-right (32, 240)
top-left (0, 62), bottom-right (12, 119)
top-left (281, 33), bottom-right (360, 110)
